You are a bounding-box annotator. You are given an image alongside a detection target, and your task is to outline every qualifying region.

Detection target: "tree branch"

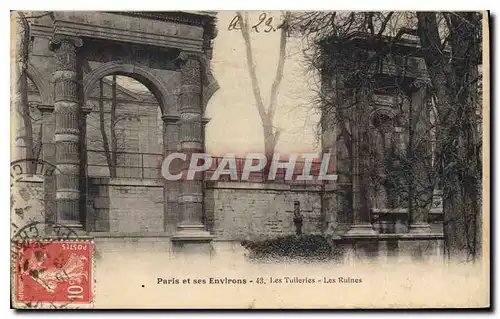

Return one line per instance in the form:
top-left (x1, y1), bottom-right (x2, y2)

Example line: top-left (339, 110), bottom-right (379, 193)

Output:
top-left (268, 11), bottom-right (290, 123)
top-left (236, 12), bottom-right (267, 120)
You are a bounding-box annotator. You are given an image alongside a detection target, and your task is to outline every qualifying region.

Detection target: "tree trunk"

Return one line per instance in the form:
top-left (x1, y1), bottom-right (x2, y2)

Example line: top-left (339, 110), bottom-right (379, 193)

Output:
top-left (237, 11), bottom-right (289, 178)
top-left (416, 12), bottom-right (482, 261)
top-left (111, 75), bottom-right (118, 169)
top-left (98, 78), bottom-right (116, 177)
top-left (263, 119), bottom-right (277, 180)
top-left (16, 12), bottom-right (34, 174)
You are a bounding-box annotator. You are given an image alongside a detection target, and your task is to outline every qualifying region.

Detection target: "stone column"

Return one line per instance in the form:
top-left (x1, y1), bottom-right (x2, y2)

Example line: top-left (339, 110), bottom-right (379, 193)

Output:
top-left (408, 80), bottom-right (432, 233)
top-left (346, 89), bottom-right (377, 236)
top-left (38, 104), bottom-right (56, 232)
top-left (171, 52), bottom-right (213, 253)
top-left (49, 35), bottom-right (84, 230)
top-left (80, 106), bottom-right (92, 229)
top-left (162, 114), bottom-right (180, 235)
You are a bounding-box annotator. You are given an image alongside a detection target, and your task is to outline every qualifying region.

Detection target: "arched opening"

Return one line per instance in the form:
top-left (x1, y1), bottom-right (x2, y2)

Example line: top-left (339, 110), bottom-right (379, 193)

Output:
top-left (85, 75), bottom-right (164, 179)
top-left (82, 62), bottom-right (173, 115)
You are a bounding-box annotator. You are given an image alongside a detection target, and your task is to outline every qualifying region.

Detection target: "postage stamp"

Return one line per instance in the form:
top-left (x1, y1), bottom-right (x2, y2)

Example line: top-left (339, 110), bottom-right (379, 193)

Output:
top-left (14, 240), bottom-right (94, 305)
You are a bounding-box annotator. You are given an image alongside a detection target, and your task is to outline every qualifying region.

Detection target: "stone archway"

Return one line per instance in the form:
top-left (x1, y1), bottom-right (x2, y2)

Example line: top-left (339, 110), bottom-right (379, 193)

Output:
top-left (82, 61), bottom-right (175, 115)
top-left (81, 63), bottom-right (176, 234)
top-left (31, 12), bottom-right (219, 252)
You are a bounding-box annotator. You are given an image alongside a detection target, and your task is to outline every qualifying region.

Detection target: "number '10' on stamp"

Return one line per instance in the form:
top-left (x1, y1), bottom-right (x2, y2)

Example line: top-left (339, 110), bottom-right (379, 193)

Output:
top-left (14, 241), bottom-right (94, 305)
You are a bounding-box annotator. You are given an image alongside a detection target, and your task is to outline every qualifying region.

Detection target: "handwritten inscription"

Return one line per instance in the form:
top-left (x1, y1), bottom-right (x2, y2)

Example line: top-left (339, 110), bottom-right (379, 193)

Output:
top-left (228, 13), bottom-right (281, 33)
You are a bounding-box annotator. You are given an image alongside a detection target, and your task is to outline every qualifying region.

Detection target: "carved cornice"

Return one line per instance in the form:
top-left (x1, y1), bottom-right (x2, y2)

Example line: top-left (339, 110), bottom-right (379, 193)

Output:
top-left (30, 23), bottom-right (53, 39)
top-left (111, 11), bottom-right (216, 27)
top-left (51, 12), bottom-right (204, 52)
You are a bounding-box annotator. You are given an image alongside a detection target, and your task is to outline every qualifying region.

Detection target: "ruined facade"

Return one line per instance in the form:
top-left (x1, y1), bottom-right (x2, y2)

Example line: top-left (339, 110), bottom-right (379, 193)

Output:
top-left (321, 33), bottom-right (444, 258)
top-left (13, 13), bottom-right (443, 260)
top-left (13, 11), bottom-right (221, 253)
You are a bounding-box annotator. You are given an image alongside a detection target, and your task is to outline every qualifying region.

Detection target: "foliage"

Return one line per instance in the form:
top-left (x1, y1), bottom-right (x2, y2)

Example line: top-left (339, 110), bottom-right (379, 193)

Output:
top-left (289, 11), bottom-right (483, 261)
top-left (241, 235), bottom-right (344, 262)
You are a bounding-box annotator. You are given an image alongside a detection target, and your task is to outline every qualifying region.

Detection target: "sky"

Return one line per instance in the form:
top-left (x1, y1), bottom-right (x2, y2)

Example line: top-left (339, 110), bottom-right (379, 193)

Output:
top-left (110, 11), bottom-right (322, 157)
top-left (205, 11), bottom-right (321, 157)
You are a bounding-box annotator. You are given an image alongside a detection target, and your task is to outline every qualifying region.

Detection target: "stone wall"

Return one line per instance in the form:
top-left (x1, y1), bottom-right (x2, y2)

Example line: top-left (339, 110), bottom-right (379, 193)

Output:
top-left (87, 178), bottom-right (165, 233)
top-left (86, 178), bottom-right (325, 240)
top-left (205, 182), bottom-right (324, 241)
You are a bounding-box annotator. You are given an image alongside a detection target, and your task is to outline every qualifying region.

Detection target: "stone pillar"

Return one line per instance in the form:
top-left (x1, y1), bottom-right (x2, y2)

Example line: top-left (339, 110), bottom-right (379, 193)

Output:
top-left (171, 52), bottom-right (213, 253)
top-left (81, 106), bottom-right (92, 229)
top-left (38, 104), bottom-right (56, 231)
top-left (408, 80), bottom-right (432, 233)
top-left (346, 89), bottom-right (377, 236)
top-left (162, 114), bottom-right (180, 235)
top-left (49, 35), bottom-right (84, 230)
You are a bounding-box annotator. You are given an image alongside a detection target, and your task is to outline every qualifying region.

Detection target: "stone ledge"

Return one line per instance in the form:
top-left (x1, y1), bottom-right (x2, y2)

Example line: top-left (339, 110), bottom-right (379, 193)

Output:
top-left (339, 233), bottom-right (444, 241)
top-left (171, 235), bottom-right (215, 242)
top-left (371, 208), bottom-right (409, 214)
top-left (89, 231), bottom-right (171, 238)
top-left (206, 181), bottom-right (322, 192)
top-left (88, 177), bottom-right (163, 187)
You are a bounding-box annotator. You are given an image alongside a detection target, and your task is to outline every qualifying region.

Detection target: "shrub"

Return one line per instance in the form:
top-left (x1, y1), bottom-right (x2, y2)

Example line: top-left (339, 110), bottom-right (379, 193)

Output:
top-left (241, 235), bottom-right (344, 262)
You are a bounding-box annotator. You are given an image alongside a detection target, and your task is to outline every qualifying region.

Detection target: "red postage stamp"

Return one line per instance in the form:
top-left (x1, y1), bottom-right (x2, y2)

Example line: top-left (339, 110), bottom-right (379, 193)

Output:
top-left (14, 241), bottom-right (93, 305)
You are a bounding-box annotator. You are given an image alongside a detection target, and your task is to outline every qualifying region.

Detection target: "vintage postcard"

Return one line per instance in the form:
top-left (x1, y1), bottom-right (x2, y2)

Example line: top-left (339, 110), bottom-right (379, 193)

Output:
top-left (10, 10), bottom-right (490, 309)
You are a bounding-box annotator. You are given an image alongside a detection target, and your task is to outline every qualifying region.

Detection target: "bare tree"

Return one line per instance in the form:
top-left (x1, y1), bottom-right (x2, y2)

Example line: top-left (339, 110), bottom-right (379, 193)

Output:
top-left (13, 11), bottom-right (52, 173)
top-left (235, 11), bottom-right (291, 171)
top-left (98, 78), bottom-right (115, 177)
top-left (110, 75), bottom-right (118, 170)
top-left (415, 12), bottom-right (482, 260)
top-left (97, 75), bottom-right (126, 178)
top-left (94, 75), bottom-right (144, 178)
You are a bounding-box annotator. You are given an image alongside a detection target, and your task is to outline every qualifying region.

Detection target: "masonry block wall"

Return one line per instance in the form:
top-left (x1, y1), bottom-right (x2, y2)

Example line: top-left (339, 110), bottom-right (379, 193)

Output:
top-left (87, 178), bottom-right (164, 233)
top-left (87, 179), bottom-right (325, 240)
top-left (205, 183), bottom-right (324, 241)
top-left (322, 187), bottom-right (340, 234)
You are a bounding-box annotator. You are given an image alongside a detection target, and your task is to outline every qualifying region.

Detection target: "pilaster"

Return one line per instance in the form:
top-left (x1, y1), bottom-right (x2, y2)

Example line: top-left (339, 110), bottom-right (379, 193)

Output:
top-left (408, 79), bottom-right (432, 233)
top-left (346, 89), bottom-right (377, 237)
